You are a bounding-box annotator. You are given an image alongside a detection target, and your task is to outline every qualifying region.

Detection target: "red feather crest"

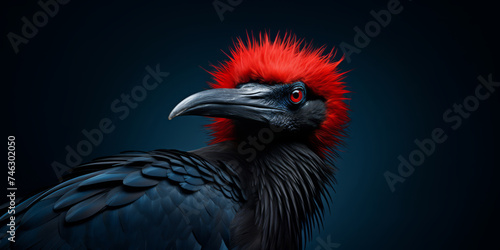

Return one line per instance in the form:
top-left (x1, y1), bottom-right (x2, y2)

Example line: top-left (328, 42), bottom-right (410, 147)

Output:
top-left (207, 32), bottom-right (350, 157)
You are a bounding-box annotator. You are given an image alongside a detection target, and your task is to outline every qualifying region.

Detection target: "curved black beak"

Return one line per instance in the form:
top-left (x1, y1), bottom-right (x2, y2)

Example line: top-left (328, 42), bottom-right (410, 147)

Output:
top-left (169, 84), bottom-right (282, 122)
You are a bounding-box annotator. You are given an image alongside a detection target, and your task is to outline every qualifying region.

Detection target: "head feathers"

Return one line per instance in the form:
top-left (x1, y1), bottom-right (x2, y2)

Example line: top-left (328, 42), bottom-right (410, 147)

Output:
top-left (207, 32), bottom-right (350, 157)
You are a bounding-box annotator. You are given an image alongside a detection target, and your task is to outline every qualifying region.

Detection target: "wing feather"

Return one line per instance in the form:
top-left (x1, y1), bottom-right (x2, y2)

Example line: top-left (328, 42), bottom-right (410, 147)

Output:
top-left (0, 149), bottom-right (243, 249)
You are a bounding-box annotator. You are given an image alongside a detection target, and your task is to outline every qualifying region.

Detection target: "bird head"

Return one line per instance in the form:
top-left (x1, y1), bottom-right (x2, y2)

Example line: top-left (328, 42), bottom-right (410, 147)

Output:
top-left (169, 33), bottom-right (349, 157)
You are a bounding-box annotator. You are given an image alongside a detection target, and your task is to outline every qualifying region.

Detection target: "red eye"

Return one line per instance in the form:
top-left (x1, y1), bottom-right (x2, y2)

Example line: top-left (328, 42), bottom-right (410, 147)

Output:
top-left (290, 89), bottom-right (304, 104)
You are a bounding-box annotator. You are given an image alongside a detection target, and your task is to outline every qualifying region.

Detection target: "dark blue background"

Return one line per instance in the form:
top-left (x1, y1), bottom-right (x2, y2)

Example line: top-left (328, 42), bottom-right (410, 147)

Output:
top-left (3, 0), bottom-right (499, 249)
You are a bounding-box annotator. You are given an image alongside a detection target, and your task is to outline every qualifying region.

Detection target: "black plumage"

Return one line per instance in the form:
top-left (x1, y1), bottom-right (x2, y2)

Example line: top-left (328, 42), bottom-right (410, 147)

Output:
top-left (1, 34), bottom-right (349, 249)
top-left (1, 150), bottom-right (243, 249)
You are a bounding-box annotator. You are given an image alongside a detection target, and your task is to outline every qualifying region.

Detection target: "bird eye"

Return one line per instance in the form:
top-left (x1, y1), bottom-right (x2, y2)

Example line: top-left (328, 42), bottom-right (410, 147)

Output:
top-left (290, 88), bottom-right (304, 104)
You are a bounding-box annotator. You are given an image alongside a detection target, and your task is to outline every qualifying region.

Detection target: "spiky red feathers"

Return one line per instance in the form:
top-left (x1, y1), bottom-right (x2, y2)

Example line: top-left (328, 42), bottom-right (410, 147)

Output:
top-left (207, 33), bottom-right (350, 157)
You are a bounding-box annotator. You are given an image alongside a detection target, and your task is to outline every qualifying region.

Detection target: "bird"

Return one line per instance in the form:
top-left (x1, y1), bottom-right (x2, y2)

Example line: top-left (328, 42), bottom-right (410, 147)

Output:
top-left (0, 33), bottom-right (349, 250)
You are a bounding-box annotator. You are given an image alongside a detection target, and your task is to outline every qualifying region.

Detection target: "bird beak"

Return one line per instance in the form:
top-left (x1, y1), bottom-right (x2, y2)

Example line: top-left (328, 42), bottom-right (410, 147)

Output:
top-left (169, 85), bottom-right (281, 122)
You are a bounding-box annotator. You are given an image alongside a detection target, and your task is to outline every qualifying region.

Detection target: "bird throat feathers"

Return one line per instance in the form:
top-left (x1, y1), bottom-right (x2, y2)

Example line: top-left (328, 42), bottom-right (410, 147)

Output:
top-left (228, 142), bottom-right (335, 250)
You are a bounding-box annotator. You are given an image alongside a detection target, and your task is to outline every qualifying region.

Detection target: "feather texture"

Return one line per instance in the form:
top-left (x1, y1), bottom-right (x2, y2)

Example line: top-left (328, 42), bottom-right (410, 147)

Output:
top-left (0, 149), bottom-right (243, 249)
top-left (207, 32), bottom-right (350, 158)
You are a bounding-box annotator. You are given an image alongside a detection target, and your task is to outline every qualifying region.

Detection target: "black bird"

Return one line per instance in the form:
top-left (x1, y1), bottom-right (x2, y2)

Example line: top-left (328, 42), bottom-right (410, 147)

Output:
top-left (0, 33), bottom-right (349, 250)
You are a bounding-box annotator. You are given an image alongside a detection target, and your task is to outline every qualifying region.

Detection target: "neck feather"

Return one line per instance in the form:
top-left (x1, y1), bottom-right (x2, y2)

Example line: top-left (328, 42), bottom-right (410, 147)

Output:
top-left (229, 142), bottom-right (336, 250)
